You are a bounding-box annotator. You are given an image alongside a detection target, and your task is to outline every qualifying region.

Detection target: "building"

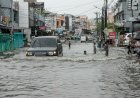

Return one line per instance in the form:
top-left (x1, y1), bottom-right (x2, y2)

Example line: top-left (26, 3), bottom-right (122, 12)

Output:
top-left (18, 0), bottom-right (46, 37)
top-left (108, 12), bottom-right (114, 24)
top-left (45, 12), bottom-right (57, 32)
top-left (55, 14), bottom-right (65, 34)
top-left (64, 14), bottom-right (73, 31)
top-left (19, 0), bottom-right (29, 29)
top-left (79, 15), bottom-right (89, 30)
top-left (113, 0), bottom-right (140, 33)
top-left (0, 0), bottom-right (19, 33)
top-left (27, 1), bottom-right (45, 36)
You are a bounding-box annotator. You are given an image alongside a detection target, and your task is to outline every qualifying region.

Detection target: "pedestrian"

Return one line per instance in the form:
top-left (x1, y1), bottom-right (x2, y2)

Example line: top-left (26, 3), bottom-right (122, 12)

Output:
top-left (105, 39), bottom-right (109, 56)
top-left (127, 38), bottom-right (132, 55)
top-left (93, 42), bottom-right (96, 54)
top-left (68, 40), bottom-right (71, 49)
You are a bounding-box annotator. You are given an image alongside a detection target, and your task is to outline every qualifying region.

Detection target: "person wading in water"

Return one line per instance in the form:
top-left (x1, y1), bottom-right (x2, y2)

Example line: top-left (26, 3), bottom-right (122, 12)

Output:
top-left (69, 40), bottom-right (71, 49)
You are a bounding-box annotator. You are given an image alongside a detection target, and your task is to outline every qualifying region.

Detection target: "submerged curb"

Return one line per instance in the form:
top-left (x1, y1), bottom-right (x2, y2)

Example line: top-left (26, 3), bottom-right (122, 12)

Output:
top-left (0, 52), bottom-right (15, 59)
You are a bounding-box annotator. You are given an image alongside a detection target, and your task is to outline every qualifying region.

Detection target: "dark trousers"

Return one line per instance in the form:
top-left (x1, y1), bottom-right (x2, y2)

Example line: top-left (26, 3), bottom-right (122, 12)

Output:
top-left (105, 45), bottom-right (109, 56)
top-left (105, 49), bottom-right (109, 56)
top-left (69, 44), bottom-right (71, 49)
top-left (94, 46), bottom-right (96, 54)
top-left (127, 46), bottom-right (131, 54)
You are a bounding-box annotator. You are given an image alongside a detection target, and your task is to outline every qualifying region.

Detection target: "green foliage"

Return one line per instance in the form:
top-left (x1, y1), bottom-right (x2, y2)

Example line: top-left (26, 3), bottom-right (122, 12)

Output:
top-left (107, 23), bottom-right (114, 29)
top-left (95, 22), bottom-right (115, 31)
top-left (95, 22), bottom-right (101, 32)
top-left (114, 25), bottom-right (124, 33)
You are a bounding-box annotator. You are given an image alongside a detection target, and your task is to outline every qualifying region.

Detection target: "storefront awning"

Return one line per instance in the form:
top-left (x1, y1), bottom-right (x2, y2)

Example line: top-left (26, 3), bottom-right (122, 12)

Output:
top-left (0, 24), bottom-right (11, 29)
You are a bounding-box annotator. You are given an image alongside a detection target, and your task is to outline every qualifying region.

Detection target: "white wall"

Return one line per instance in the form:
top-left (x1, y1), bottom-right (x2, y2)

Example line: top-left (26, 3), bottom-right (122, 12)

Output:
top-left (24, 28), bottom-right (31, 43)
top-left (69, 16), bottom-right (72, 27)
top-left (19, 0), bottom-right (29, 28)
top-left (69, 15), bottom-right (72, 31)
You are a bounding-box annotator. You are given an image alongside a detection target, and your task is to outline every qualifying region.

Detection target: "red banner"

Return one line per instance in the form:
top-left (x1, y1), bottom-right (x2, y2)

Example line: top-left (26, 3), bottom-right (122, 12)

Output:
top-left (108, 32), bottom-right (116, 39)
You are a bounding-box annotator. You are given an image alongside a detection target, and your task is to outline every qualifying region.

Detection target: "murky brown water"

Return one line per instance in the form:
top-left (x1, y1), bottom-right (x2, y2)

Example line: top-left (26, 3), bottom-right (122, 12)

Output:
top-left (0, 43), bottom-right (139, 98)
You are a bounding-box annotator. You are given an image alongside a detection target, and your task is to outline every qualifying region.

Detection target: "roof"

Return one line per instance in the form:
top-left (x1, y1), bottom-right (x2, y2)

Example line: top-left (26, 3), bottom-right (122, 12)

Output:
top-left (0, 24), bottom-right (11, 29)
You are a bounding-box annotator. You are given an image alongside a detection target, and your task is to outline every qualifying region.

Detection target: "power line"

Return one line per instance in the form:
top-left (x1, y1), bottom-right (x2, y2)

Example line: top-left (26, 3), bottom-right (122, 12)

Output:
top-left (108, 0), bottom-right (118, 7)
top-left (49, 2), bottom-right (95, 12)
top-left (108, 0), bottom-right (114, 6)
top-left (50, 1), bottom-right (94, 9)
top-left (77, 8), bottom-right (95, 15)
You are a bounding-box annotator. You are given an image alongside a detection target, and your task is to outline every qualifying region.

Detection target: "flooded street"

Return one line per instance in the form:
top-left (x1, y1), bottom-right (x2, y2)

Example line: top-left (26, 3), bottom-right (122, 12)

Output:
top-left (0, 42), bottom-right (140, 98)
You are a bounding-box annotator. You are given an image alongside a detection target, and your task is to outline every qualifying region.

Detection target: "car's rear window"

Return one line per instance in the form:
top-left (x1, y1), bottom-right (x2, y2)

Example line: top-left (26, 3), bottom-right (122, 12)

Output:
top-left (31, 38), bottom-right (57, 47)
top-left (127, 34), bottom-right (131, 37)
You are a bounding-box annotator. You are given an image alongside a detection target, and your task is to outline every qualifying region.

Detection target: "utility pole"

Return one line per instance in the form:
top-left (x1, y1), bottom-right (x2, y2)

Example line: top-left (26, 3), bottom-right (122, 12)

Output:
top-left (131, 0), bottom-right (134, 38)
top-left (101, 7), bottom-right (105, 41)
top-left (105, 0), bottom-right (108, 28)
top-left (10, 0), bottom-right (13, 34)
top-left (102, 0), bottom-right (108, 41)
top-left (11, 0), bottom-right (13, 26)
top-left (95, 12), bottom-right (99, 37)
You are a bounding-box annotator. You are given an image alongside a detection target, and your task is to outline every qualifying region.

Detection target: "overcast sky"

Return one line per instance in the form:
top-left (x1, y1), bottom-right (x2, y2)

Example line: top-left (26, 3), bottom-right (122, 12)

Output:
top-left (37, 0), bottom-right (113, 19)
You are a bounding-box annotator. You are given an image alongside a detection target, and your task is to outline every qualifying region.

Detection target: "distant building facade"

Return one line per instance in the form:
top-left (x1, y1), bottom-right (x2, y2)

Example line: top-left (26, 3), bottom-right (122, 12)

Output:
top-left (113, 0), bottom-right (140, 33)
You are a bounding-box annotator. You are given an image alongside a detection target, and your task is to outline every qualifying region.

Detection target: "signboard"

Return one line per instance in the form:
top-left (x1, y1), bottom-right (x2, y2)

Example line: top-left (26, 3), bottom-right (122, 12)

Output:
top-left (39, 26), bottom-right (46, 30)
top-left (1, 16), bottom-right (9, 26)
top-left (108, 32), bottom-right (116, 39)
top-left (132, 0), bottom-right (138, 10)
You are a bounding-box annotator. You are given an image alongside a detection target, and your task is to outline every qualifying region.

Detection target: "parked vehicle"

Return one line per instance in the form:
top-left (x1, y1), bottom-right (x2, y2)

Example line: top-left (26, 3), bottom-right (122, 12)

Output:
top-left (71, 35), bottom-right (80, 40)
top-left (87, 35), bottom-right (93, 41)
top-left (134, 32), bottom-right (140, 40)
top-left (124, 33), bottom-right (132, 46)
top-left (26, 36), bottom-right (63, 56)
top-left (65, 36), bottom-right (71, 40)
top-left (80, 36), bottom-right (87, 42)
top-left (132, 32), bottom-right (140, 56)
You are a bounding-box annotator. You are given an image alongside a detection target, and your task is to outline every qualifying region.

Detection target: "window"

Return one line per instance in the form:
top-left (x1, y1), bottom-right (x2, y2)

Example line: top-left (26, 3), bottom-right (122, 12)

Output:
top-left (32, 38), bottom-right (57, 47)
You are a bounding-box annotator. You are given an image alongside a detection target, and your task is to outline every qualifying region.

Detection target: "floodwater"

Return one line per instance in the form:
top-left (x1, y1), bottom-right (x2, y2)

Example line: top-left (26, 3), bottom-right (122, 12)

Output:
top-left (0, 42), bottom-right (140, 98)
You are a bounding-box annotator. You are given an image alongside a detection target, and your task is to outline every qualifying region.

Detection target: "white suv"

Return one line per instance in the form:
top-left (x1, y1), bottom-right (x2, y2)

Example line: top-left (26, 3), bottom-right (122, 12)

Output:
top-left (124, 33), bottom-right (132, 46)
